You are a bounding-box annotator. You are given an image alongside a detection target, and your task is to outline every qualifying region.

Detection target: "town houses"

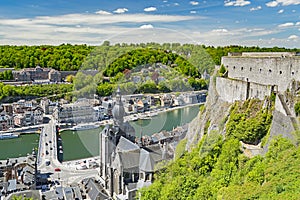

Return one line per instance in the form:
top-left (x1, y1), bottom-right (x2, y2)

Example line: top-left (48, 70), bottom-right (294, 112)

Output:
top-left (0, 91), bottom-right (206, 131)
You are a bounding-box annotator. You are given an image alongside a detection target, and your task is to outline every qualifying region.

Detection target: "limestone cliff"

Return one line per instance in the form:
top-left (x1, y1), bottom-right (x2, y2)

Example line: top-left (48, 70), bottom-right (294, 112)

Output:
top-left (185, 71), bottom-right (300, 154)
top-left (185, 74), bottom-right (231, 151)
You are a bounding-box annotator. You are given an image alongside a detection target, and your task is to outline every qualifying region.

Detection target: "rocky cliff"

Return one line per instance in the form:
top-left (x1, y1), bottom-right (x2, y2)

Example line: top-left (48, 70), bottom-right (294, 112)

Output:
top-left (185, 71), bottom-right (300, 154)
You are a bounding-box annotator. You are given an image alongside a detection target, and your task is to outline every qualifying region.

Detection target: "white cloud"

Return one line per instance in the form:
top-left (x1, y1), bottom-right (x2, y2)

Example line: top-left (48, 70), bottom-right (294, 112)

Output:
top-left (174, 3), bottom-right (180, 6)
top-left (190, 10), bottom-right (197, 14)
top-left (266, 0), bottom-right (300, 7)
top-left (95, 10), bottom-right (112, 15)
top-left (212, 28), bottom-right (228, 33)
top-left (278, 22), bottom-right (294, 28)
top-left (0, 13), bottom-right (201, 45)
top-left (250, 6), bottom-right (262, 11)
top-left (190, 1), bottom-right (199, 6)
top-left (113, 8), bottom-right (128, 14)
top-left (144, 7), bottom-right (157, 12)
top-left (266, 1), bottom-right (278, 7)
top-left (288, 35), bottom-right (298, 40)
top-left (224, 0), bottom-right (251, 7)
top-left (139, 24), bottom-right (154, 29)
top-left (296, 22), bottom-right (300, 26)
top-left (278, 9), bottom-right (284, 13)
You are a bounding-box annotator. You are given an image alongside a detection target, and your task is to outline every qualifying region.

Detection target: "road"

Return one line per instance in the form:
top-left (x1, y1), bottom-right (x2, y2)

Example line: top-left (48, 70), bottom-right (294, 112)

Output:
top-left (37, 115), bottom-right (98, 186)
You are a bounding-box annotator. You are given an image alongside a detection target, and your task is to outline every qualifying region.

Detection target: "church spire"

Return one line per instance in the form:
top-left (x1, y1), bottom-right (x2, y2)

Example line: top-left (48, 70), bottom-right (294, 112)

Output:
top-left (112, 86), bottom-right (125, 126)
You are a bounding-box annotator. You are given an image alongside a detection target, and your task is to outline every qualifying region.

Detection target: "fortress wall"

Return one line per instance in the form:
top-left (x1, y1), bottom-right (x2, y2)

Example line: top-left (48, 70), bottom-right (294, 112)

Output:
top-left (248, 82), bottom-right (272, 100)
top-left (216, 77), bottom-right (247, 103)
top-left (222, 56), bottom-right (300, 91)
top-left (275, 94), bottom-right (288, 116)
top-left (216, 77), bottom-right (272, 103)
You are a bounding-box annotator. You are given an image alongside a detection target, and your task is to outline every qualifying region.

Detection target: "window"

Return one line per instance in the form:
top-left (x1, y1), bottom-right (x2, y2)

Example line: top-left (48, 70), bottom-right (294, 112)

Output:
top-left (279, 71), bottom-right (282, 74)
top-left (241, 67), bottom-right (244, 71)
top-left (269, 69), bottom-right (272, 73)
top-left (259, 69), bottom-right (262, 72)
top-left (233, 66), bottom-right (236, 69)
top-left (250, 67), bottom-right (252, 71)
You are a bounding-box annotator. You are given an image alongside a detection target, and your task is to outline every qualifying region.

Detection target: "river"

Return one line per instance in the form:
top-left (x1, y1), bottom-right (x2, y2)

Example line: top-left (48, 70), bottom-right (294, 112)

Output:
top-left (0, 133), bottom-right (39, 160)
top-left (60, 105), bottom-right (200, 161)
top-left (0, 105), bottom-right (200, 161)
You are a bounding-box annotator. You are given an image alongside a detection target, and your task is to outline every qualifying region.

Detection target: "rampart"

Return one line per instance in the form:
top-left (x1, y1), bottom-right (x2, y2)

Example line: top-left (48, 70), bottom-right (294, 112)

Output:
top-left (216, 77), bottom-right (273, 103)
top-left (222, 52), bottom-right (300, 92)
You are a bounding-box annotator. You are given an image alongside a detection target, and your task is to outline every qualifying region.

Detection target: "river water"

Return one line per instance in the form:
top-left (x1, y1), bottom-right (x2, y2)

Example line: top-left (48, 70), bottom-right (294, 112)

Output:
top-left (0, 134), bottom-right (39, 160)
top-left (60, 105), bottom-right (200, 161)
top-left (0, 105), bottom-right (200, 161)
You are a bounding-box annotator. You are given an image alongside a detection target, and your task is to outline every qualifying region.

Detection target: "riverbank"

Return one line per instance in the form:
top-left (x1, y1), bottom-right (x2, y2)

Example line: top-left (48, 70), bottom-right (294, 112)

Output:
top-left (59, 102), bottom-right (203, 132)
top-left (0, 125), bottom-right (42, 135)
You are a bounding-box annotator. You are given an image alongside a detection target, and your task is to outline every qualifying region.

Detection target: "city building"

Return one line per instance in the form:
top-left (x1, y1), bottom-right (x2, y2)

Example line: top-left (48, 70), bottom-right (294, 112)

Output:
top-left (0, 151), bottom-right (37, 198)
top-left (53, 99), bottom-right (97, 124)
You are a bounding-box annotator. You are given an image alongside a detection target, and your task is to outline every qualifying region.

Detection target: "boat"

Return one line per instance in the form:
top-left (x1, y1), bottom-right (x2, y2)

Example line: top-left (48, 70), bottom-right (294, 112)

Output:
top-left (70, 124), bottom-right (100, 131)
top-left (140, 116), bottom-right (152, 120)
top-left (0, 133), bottom-right (19, 140)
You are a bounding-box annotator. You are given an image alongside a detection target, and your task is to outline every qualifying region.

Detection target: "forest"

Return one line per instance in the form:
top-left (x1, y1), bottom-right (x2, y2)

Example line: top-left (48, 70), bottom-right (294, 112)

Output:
top-left (139, 98), bottom-right (300, 199)
top-left (0, 43), bottom-right (299, 100)
top-left (0, 43), bottom-right (298, 73)
top-left (0, 82), bottom-right (73, 102)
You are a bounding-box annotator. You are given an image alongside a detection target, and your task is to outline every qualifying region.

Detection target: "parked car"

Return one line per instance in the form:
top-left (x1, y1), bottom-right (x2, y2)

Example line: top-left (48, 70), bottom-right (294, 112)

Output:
top-left (54, 168), bottom-right (61, 172)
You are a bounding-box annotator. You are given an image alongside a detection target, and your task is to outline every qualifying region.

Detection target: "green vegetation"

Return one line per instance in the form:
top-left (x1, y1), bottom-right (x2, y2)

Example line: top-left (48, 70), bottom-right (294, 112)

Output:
top-left (218, 65), bottom-right (227, 77)
top-left (12, 196), bottom-right (33, 200)
top-left (0, 82), bottom-right (73, 101)
top-left (138, 98), bottom-right (294, 200)
top-left (0, 44), bottom-right (92, 70)
top-left (0, 43), bottom-right (298, 99)
top-left (103, 48), bottom-right (201, 78)
top-left (0, 70), bottom-right (13, 80)
top-left (1, 43), bottom-right (296, 73)
top-left (226, 99), bottom-right (273, 144)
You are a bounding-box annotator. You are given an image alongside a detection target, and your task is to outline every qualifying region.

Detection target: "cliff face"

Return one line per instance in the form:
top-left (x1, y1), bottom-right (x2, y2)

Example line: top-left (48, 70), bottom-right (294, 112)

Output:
top-left (185, 75), bottom-right (231, 151)
top-left (186, 72), bottom-right (299, 153)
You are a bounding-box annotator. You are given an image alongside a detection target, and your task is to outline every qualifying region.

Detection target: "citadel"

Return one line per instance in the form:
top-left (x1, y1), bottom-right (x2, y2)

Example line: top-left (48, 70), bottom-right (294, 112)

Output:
top-left (218, 52), bottom-right (300, 102)
top-left (211, 52), bottom-right (300, 152)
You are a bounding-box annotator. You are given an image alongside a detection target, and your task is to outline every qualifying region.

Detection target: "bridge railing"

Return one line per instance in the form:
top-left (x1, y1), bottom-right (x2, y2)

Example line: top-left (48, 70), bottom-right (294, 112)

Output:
top-left (37, 127), bottom-right (44, 166)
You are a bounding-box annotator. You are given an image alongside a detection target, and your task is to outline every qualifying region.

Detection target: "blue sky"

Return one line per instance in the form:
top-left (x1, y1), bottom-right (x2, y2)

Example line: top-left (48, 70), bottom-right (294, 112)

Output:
top-left (0, 0), bottom-right (300, 47)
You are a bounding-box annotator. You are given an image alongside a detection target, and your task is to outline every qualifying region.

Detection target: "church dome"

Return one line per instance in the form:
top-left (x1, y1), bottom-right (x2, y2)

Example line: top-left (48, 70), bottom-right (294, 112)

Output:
top-left (112, 102), bottom-right (125, 122)
top-left (112, 87), bottom-right (125, 125)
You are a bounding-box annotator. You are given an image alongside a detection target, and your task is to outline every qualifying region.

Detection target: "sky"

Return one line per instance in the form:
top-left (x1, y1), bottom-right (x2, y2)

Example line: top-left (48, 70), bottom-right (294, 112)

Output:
top-left (0, 0), bottom-right (300, 47)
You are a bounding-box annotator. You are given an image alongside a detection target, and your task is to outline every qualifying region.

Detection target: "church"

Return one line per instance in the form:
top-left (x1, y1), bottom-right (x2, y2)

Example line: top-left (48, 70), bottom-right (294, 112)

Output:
top-left (99, 88), bottom-right (176, 200)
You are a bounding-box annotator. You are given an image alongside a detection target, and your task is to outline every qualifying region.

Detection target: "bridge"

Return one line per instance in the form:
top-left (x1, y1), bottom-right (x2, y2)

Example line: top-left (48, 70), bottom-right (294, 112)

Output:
top-left (37, 115), bottom-right (98, 186)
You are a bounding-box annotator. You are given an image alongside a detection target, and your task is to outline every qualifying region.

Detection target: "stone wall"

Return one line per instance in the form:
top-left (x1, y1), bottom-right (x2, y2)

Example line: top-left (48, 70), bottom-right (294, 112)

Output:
top-left (216, 77), bottom-right (272, 103)
top-left (216, 77), bottom-right (247, 103)
top-left (222, 56), bottom-right (300, 91)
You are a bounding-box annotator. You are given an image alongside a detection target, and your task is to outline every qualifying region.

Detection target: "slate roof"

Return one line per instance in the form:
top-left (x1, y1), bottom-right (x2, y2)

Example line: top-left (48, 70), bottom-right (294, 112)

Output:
top-left (117, 149), bottom-right (140, 172)
top-left (116, 136), bottom-right (139, 152)
top-left (139, 149), bottom-right (155, 172)
top-left (86, 179), bottom-right (109, 200)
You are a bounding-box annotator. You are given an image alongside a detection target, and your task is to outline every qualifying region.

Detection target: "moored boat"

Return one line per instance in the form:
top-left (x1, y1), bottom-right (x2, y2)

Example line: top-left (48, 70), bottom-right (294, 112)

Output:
top-left (70, 124), bottom-right (100, 131)
top-left (0, 133), bottom-right (19, 140)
